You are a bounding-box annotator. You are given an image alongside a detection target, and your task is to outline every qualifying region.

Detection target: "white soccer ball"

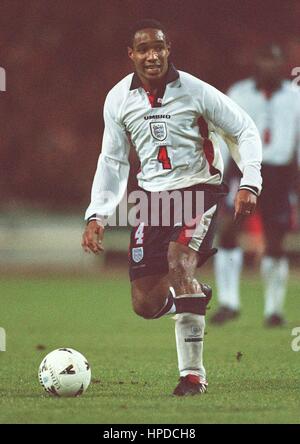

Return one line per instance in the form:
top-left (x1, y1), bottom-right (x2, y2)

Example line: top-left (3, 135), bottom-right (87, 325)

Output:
top-left (38, 348), bottom-right (91, 397)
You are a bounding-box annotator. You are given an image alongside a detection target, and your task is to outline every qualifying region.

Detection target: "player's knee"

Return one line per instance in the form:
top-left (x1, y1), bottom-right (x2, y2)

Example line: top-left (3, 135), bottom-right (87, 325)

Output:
top-left (219, 230), bottom-right (238, 249)
top-left (219, 237), bottom-right (238, 249)
top-left (131, 296), bottom-right (159, 320)
top-left (131, 276), bottom-right (170, 320)
top-left (265, 245), bottom-right (284, 258)
top-left (265, 234), bottom-right (284, 258)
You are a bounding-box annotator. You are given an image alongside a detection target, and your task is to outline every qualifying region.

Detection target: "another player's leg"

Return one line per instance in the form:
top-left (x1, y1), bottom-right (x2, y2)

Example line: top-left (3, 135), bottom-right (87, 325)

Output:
top-left (260, 165), bottom-right (291, 327)
top-left (261, 226), bottom-right (288, 327)
top-left (211, 215), bottom-right (242, 324)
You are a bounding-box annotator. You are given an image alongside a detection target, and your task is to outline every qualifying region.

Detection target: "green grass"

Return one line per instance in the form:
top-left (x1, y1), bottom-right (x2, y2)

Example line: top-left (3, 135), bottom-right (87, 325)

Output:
top-left (0, 271), bottom-right (300, 424)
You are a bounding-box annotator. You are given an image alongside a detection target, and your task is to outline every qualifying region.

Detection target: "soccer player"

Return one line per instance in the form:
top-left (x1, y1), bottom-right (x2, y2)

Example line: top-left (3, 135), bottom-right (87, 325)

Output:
top-left (211, 44), bottom-right (300, 327)
top-left (82, 19), bottom-right (262, 395)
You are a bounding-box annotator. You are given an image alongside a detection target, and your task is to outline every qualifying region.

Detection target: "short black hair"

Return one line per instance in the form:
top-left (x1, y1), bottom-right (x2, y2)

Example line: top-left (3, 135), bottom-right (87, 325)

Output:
top-left (128, 19), bottom-right (168, 47)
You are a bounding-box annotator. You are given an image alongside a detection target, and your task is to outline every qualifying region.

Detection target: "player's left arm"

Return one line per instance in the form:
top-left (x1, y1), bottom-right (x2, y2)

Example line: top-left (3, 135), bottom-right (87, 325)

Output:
top-left (200, 82), bottom-right (262, 217)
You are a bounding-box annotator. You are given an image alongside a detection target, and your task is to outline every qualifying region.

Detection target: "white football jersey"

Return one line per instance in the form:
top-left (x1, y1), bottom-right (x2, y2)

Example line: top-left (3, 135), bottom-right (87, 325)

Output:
top-left (227, 78), bottom-right (300, 166)
top-left (85, 65), bottom-right (262, 219)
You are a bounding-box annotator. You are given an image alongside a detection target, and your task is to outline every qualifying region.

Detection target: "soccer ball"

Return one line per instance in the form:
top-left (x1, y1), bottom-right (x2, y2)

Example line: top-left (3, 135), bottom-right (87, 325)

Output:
top-left (38, 348), bottom-right (91, 397)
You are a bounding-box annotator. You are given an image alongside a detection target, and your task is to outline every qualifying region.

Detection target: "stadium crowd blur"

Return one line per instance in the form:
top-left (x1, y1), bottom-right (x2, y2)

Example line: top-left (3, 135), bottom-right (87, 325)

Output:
top-left (1, 0), bottom-right (300, 212)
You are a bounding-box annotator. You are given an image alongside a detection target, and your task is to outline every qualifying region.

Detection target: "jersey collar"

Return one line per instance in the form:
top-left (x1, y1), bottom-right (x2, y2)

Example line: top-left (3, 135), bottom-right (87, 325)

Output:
top-left (129, 63), bottom-right (180, 90)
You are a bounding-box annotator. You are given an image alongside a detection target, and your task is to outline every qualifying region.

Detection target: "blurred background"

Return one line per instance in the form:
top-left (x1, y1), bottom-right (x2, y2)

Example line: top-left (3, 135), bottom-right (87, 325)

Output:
top-left (0, 0), bottom-right (300, 273)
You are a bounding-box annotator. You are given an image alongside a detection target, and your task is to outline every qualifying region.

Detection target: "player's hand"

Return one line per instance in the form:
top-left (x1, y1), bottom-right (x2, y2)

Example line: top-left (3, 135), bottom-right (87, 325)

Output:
top-left (81, 220), bottom-right (105, 254)
top-left (234, 189), bottom-right (257, 225)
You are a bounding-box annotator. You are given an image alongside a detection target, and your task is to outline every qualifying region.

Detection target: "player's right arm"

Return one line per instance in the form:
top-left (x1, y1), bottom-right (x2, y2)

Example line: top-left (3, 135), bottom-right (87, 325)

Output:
top-left (82, 89), bottom-right (130, 254)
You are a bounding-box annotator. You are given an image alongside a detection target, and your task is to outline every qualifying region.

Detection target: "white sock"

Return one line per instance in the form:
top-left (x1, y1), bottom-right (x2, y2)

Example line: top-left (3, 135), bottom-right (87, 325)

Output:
top-left (167, 287), bottom-right (177, 315)
top-left (261, 256), bottom-right (288, 317)
top-left (214, 247), bottom-right (243, 310)
top-left (175, 312), bottom-right (206, 380)
top-left (214, 248), bottom-right (230, 306)
top-left (275, 257), bottom-right (289, 314)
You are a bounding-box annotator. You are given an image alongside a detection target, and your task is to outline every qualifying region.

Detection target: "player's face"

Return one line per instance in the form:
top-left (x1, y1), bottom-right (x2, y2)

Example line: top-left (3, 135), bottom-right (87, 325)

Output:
top-left (128, 28), bottom-right (170, 84)
top-left (255, 55), bottom-right (283, 84)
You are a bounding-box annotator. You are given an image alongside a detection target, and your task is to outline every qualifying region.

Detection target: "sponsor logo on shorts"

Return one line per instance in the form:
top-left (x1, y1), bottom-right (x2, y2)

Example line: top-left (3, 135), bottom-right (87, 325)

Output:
top-left (132, 247), bottom-right (144, 263)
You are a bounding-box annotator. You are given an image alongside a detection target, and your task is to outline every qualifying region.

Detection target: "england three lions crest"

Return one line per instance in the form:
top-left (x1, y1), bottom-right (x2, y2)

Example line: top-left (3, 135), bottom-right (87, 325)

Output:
top-left (132, 247), bottom-right (144, 263)
top-left (150, 122), bottom-right (167, 141)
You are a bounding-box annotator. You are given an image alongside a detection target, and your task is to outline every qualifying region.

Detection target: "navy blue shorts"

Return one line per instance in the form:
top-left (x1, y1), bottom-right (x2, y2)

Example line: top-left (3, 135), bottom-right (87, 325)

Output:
top-left (128, 183), bottom-right (228, 281)
top-left (259, 164), bottom-right (294, 232)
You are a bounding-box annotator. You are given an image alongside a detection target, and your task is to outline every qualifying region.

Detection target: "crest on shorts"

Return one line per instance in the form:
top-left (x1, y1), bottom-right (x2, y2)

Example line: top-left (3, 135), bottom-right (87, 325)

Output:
top-left (132, 247), bottom-right (144, 263)
top-left (150, 122), bottom-right (167, 141)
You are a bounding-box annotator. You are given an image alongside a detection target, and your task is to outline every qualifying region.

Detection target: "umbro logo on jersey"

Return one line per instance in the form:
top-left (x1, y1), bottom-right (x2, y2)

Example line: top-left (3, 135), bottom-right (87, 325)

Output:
top-left (144, 115), bottom-right (171, 120)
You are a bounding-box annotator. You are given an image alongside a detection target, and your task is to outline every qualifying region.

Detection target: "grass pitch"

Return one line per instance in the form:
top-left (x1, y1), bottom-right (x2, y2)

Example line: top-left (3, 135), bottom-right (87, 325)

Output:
top-left (0, 270), bottom-right (300, 424)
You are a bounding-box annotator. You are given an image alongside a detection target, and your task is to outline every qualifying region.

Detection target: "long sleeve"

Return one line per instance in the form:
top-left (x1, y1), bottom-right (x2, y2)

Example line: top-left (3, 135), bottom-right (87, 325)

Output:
top-left (85, 93), bottom-right (130, 220)
top-left (200, 82), bottom-right (262, 193)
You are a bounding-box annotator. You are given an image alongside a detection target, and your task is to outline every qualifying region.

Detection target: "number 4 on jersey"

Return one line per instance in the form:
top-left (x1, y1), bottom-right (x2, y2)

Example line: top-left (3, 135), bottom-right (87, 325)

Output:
top-left (157, 146), bottom-right (172, 169)
top-left (135, 223), bottom-right (145, 245)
